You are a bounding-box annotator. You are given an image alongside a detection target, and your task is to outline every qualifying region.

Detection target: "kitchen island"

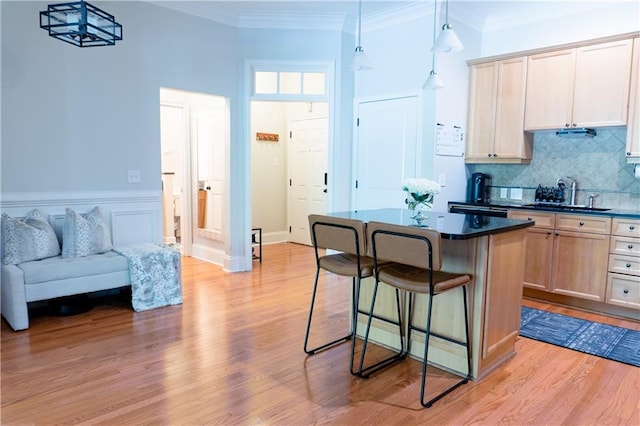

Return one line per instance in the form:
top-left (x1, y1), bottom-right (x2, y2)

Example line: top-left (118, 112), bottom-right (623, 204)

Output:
top-left (328, 208), bottom-right (534, 379)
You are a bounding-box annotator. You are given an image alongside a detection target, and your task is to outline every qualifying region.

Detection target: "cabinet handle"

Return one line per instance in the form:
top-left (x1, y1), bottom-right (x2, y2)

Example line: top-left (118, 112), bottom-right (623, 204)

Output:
top-left (546, 230), bottom-right (552, 236)
top-left (623, 289), bottom-right (629, 294)
top-left (579, 221), bottom-right (584, 226)
top-left (555, 232), bottom-right (560, 237)
top-left (629, 244), bottom-right (634, 250)
top-left (565, 123), bottom-right (570, 128)
top-left (627, 152), bottom-right (632, 156)
top-left (626, 263), bottom-right (632, 268)
top-left (630, 226), bottom-right (636, 231)
top-left (493, 153), bottom-right (498, 157)
top-left (527, 217), bottom-right (532, 221)
top-left (487, 153), bottom-right (492, 157)
top-left (572, 123), bottom-right (577, 127)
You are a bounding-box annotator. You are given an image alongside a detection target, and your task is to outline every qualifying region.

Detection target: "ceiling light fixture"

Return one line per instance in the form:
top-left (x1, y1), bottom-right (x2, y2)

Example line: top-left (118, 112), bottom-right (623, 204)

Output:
top-left (39, 0), bottom-right (123, 47)
top-left (424, 0), bottom-right (444, 90)
top-left (350, 0), bottom-right (372, 71)
top-left (431, 0), bottom-right (463, 54)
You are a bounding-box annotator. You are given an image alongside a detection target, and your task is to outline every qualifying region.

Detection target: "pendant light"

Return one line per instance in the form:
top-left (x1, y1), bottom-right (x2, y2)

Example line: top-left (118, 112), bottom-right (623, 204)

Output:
top-left (350, 0), bottom-right (372, 71)
top-left (424, 0), bottom-right (444, 89)
top-left (432, 0), bottom-right (463, 54)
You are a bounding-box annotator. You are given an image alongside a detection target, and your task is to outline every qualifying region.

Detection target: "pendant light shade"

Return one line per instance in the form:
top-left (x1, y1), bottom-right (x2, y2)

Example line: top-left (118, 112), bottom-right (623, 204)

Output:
top-left (432, 24), bottom-right (463, 54)
top-left (350, 0), bottom-right (372, 71)
top-left (431, 0), bottom-right (463, 54)
top-left (350, 46), bottom-right (372, 71)
top-left (423, 70), bottom-right (444, 90)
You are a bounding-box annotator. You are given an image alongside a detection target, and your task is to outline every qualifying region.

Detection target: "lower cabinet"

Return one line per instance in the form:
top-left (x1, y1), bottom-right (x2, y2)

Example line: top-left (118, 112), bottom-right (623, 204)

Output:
top-left (607, 217), bottom-right (640, 309)
top-left (508, 210), bottom-right (611, 302)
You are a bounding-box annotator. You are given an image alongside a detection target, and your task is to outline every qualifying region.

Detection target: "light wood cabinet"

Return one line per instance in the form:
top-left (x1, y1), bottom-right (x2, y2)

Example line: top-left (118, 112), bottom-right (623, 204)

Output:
top-left (524, 39), bottom-right (633, 131)
top-left (626, 38), bottom-right (640, 162)
top-left (607, 218), bottom-right (640, 310)
top-left (466, 57), bottom-right (532, 163)
top-left (508, 210), bottom-right (611, 301)
top-left (507, 210), bottom-right (554, 290)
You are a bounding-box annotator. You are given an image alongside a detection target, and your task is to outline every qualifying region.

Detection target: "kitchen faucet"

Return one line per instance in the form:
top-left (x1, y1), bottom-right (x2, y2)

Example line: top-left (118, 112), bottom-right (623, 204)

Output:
top-left (556, 177), bottom-right (577, 206)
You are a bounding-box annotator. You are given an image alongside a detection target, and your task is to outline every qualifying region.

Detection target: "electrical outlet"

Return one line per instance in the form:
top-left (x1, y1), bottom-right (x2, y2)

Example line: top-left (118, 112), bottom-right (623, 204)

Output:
top-left (510, 187), bottom-right (523, 200)
top-left (127, 170), bottom-right (141, 183)
top-left (500, 188), bottom-right (509, 199)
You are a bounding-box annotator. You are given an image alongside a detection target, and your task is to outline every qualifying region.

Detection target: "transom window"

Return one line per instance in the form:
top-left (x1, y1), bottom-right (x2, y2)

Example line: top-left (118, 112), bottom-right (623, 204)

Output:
top-left (254, 71), bottom-right (326, 96)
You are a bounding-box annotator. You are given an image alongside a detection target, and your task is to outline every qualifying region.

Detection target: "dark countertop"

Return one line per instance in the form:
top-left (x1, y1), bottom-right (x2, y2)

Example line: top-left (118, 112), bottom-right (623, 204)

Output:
top-left (327, 208), bottom-right (534, 240)
top-left (448, 201), bottom-right (640, 219)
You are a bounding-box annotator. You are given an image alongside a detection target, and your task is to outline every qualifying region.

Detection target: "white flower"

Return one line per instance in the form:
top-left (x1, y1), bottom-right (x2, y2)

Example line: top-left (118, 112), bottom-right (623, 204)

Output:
top-left (402, 178), bottom-right (441, 210)
top-left (402, 178), bottom-right (441, 196)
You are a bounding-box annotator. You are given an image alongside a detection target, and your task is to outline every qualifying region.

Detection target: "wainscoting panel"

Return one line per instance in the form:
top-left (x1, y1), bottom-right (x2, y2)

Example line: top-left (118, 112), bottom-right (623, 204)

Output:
top-left (0, 191), bottom-right (162, 246)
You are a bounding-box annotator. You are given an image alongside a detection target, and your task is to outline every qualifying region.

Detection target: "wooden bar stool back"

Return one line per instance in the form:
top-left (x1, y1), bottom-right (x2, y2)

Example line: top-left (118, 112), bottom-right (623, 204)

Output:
top-left (361, 221), bottom-right (472, 408)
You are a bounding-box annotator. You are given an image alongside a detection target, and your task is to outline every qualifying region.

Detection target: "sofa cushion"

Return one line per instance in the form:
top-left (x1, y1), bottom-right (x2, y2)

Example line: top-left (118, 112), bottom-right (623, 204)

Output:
top-left (17, 251), bottom-right (128, 284)
top-left (1, 209), bottom-right (61, 265)
top-left (62, 207), bottom-right (113, 258)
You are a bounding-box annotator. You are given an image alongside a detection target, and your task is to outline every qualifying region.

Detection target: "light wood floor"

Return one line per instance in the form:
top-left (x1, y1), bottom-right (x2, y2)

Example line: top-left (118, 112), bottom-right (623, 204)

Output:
top-left (2, 243), bottom-right (639, 425)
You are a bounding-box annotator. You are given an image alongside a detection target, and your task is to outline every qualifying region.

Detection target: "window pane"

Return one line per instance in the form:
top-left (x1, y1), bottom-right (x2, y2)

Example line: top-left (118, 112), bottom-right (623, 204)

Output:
top-left (255, 72), bottom-right (278, 94)
top-left (302, 73), bottom-right (325, 95)
top-left (279, 72), bottom-right (301, 94)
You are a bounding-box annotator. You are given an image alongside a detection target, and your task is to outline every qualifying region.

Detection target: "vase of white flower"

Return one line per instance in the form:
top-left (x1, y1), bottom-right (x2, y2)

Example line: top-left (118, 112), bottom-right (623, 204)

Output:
top-left (402, 178), bottom-right (441, 226)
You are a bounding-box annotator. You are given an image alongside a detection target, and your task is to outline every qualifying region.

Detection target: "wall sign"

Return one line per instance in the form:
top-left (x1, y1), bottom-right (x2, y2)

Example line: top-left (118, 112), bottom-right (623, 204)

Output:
top-left (256, 132), bottom-right (279, 142)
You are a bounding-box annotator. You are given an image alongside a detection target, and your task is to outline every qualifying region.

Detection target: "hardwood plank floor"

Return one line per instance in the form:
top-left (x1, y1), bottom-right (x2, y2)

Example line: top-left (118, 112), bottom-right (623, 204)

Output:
top-left (2, 243), bottom-right (639, 425)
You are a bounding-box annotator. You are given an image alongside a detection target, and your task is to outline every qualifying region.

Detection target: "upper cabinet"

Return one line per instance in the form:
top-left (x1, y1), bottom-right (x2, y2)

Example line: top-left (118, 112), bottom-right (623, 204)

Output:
top-left (466, 57), bottom-right (532, 163)
top-left (626, 38), bottom-right (640, 163)
top-left (524, 39), bottom-right (633, 131)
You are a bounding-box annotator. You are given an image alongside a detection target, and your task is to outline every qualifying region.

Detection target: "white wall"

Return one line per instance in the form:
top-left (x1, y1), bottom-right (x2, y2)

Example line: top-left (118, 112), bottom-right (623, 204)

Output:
top-left (355, 12), bottom-right (481, 211)
top-left (1, 1), bottom-right (249, 268)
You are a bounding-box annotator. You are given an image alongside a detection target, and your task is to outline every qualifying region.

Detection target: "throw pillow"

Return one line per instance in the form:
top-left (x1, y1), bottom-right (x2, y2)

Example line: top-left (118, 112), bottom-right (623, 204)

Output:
top-left (1, 209), bottom-right (61, 265)
top-left (62, 207), bottom-right (113, 258)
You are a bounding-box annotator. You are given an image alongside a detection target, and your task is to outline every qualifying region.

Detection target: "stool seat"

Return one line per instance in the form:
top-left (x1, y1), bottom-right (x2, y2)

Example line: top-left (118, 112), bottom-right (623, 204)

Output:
top-left (378, 263), bottom-right (470, 294)
top-left (319, 253), bottom-right (375, 277)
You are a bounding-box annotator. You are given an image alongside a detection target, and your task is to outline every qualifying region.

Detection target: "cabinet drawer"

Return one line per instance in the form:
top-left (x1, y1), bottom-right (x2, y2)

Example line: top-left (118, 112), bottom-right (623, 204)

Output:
top-left (608, 254), bottom-right (640, 276)
top-left (611, 218), bottom-right (640, 238)
top-left (606, 273), bottom-right (640, 310)
top-left (610, 236), bottom-right (640, 257)
top-left (555, 214), bottom-right (611, 234)
top-left (507, 210), bottom-right (555, 228)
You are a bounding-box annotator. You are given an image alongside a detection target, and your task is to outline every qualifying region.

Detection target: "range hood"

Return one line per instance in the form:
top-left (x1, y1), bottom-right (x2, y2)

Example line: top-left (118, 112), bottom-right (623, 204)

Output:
top-left (555, 128), bottom-right (597, 138)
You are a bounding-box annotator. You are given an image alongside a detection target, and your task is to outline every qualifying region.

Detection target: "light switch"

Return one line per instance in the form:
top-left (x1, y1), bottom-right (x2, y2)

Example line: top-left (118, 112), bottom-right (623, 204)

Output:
top-left (127, 170), bottom-right (141, 183)
top-left (439, 173), bottom-right (446, 187)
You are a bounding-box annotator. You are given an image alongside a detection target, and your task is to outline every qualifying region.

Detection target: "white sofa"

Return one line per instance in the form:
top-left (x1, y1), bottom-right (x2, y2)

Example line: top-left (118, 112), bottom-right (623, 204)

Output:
top-left (1, 207), bottom-right (133, 331)
top-left (1, 251), bottom-right (131, 331)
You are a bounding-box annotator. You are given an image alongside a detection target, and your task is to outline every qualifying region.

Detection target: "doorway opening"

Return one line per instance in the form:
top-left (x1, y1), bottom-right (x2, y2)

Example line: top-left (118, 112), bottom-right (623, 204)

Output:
top-left (160, 87), bottom-right (230, 264)
top-left (250, 101), bottom-right (328, 247)
top-left (248, 62), bottom-right (334, 249)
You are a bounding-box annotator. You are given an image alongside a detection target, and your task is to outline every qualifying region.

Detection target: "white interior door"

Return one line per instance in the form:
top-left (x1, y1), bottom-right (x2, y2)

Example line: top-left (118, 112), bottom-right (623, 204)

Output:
top-left (354, 96), bottom-right (419, 210)
top-left (288, 117), bottom-right (328, 245)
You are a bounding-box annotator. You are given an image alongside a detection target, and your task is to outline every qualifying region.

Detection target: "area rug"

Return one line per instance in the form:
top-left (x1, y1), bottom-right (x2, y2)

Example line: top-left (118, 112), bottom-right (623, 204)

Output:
top-left (520, 306), bottom-right (640, 367)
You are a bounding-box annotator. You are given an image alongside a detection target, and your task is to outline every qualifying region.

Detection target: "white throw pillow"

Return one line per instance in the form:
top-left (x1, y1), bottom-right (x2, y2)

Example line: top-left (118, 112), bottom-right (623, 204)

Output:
top-left (1, 209), bottom-right (61, 265)
top-left (62, 207), bottom-right (113, 258)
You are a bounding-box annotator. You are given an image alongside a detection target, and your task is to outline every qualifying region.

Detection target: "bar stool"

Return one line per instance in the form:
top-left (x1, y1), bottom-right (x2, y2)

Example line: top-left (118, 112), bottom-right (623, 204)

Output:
top-left (360, 221), bottom-right (472, 408)
top-left (305, 214), bottom-right (385, 376)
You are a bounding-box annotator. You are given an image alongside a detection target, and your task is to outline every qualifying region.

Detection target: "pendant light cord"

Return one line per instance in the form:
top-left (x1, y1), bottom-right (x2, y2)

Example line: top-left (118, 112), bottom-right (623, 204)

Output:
top-left (357, 0), bottom-right (363, 47)
top-left (431, 0), bottom-right (437, 68)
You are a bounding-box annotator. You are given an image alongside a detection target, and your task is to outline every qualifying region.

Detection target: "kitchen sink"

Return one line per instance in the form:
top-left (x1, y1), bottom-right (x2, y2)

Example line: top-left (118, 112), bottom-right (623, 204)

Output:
top-left (522, 204), bottom-right (611, 212)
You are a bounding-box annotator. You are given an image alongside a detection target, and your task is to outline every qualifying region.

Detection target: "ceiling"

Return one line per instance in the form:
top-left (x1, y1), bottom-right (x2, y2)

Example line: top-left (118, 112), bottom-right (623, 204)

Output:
top-left (147, 0), bottom-right (619, 32)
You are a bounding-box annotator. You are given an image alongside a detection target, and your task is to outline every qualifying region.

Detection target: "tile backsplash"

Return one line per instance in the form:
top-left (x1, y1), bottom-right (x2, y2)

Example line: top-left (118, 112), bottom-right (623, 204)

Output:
top-left (467, 127), bottom-right (640, 210)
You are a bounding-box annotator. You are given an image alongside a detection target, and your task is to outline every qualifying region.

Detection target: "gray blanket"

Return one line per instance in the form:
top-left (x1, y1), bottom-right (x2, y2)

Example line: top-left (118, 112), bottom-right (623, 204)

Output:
top-left (114, 243), bottom-right (182, 312)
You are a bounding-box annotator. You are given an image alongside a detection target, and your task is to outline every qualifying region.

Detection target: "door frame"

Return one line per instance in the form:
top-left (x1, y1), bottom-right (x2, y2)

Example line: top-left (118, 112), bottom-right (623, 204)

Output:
top-left (245, 60), bottom-right (335, 263)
